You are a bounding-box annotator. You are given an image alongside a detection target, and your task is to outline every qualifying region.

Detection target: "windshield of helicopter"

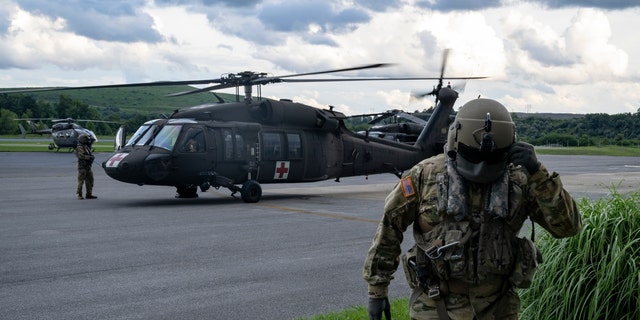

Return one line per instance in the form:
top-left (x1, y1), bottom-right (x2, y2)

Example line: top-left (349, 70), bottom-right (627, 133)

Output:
top-left (125, 119), bottom-right (195, 150)
top-left (126, 124), bottom-right (154, 147)
top-left (151, 125), bottom-right (183, 151)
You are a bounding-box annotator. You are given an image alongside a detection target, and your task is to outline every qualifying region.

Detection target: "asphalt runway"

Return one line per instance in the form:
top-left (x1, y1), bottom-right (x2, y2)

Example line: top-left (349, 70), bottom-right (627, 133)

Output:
top-left (1, 152), bottom-right (639, 320)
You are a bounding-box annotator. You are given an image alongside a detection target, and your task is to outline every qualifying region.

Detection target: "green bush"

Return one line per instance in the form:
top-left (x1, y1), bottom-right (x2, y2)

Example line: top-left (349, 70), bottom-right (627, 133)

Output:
top-left (520, 191), bottom-right (640, 319)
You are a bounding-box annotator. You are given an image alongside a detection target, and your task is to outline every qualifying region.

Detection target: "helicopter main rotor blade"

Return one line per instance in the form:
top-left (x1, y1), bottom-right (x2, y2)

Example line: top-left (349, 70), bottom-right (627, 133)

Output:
top-left (280, 76), bottom-right (486, 83)
top-left (166, 83), bottom-right (238, 97)
top-left (74, 119), bottom-right (122, 124)
top-left (0, 79), bottom-right (228, 94)
top-left (160, 64), bottom-right (397, 96)
top-left (266, 63), bottom-right (394, 80)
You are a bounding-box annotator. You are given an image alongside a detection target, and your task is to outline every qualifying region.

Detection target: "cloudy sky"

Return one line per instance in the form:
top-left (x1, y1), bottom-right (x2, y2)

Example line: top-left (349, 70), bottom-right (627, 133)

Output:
top-left (1, 0), bottom-right (639, 115)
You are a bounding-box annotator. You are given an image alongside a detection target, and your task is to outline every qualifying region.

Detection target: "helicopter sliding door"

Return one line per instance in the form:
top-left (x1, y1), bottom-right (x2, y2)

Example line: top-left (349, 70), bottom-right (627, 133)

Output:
top-left (257, 131), bottom-right (306, 183)
top-left (214, 127), bottom-right (260, 184)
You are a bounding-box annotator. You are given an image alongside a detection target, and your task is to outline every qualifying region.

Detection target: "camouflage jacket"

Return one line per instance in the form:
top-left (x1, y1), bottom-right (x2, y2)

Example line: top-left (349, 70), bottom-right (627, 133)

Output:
top-left (363, 153), bottom-right (581, 298)
top-left (76, 144), bottom-right (94, 169)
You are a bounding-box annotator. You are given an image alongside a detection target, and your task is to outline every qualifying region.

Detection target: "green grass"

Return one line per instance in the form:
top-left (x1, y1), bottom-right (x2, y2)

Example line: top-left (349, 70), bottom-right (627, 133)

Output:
top-left (297, 298), bottom-right (409, 320)
top-left (520, 190), bottom-right (640, 319)
top-left (535, 145), bottom-right (640, 157)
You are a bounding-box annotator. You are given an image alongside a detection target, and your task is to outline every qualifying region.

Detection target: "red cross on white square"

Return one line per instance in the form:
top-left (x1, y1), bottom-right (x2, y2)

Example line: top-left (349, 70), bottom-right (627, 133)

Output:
top-left (106, 153), bottom-right (127, 168)
top-left (273, 161), bottom-right (290, 180)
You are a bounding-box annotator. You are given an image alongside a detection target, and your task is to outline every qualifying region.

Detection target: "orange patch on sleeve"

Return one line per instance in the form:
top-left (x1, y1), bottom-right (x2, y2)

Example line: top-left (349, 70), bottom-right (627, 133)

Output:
top-left (400, 176), bottom-right (416, 198)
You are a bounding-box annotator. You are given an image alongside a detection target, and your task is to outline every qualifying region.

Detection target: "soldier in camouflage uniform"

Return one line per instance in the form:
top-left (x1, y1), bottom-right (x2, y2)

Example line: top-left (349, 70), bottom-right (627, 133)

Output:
top-left (76, 134), bottom-right (97, 199)
top-left (363, 98), bottom-right (581, 320)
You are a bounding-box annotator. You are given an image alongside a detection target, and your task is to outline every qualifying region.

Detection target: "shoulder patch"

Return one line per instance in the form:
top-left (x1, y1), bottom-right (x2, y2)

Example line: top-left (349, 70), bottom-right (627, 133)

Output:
top-left (400, 176), bottom-right (416, 198)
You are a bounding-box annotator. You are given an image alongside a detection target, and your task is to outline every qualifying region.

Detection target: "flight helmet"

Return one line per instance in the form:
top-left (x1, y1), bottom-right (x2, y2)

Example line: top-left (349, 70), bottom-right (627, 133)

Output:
top-left (446, 98), bottom-right (515, 183)
top-left (79, 134), bottom-right (91, 146)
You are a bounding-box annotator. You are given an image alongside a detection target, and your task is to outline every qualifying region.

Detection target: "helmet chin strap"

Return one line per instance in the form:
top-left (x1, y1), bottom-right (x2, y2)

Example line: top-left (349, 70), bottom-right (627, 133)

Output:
top-left (455, 155), bottom-right (506, 184)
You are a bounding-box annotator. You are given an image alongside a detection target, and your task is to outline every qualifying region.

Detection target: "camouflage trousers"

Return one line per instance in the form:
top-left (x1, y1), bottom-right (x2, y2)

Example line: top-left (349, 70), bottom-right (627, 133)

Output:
top-left (409, 280), bottom-right (520, 320)
top-left (77, 167), bottom-right (94, 196)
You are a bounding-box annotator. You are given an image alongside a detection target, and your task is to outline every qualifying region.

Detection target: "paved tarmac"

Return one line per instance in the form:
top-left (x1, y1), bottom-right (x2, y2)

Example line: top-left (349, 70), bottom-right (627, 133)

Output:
top-left (1, 152), bottom-right (639, 319)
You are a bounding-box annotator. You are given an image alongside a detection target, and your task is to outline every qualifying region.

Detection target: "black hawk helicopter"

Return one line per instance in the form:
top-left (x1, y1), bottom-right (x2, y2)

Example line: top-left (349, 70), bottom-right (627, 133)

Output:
top-left (2, 54), bottom-right (484, 202)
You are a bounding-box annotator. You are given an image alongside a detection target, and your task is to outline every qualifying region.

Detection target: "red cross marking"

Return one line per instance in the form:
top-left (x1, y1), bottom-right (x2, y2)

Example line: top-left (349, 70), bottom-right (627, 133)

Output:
top-left (274, 161), bottom-right (290, 179)
top-left (106, 153), bottom-right (127, 168)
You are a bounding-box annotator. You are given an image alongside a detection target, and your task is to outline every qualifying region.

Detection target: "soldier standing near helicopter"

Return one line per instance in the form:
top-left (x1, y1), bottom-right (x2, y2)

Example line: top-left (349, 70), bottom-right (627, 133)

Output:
top-left (75, 134), bottom-right (97, 199)
top-left (363, 98), bottom-right (582, 320)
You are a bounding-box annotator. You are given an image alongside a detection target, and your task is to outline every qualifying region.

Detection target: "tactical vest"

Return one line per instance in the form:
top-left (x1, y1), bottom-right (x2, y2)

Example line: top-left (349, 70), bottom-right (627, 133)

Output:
top-left (76, 145), bottom-right (94, 169)
top-left (411, 157), bottom-right (540, 287)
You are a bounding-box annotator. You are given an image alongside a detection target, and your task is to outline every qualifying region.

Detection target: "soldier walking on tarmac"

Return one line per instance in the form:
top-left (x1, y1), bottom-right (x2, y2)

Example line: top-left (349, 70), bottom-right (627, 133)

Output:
top-left (76, 134), bottom-right (97, 199)
top-left (363, 98), bottom-right (582, 320)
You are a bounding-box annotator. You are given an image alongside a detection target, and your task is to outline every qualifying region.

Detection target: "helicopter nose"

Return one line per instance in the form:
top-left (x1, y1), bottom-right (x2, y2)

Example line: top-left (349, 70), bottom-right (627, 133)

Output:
top-left (103, 150), bottom-right (155, 184)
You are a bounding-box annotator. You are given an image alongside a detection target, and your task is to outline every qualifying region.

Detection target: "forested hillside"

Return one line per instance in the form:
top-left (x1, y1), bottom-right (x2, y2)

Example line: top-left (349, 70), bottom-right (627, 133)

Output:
top-left (0, 87), bottom-right (237, 135)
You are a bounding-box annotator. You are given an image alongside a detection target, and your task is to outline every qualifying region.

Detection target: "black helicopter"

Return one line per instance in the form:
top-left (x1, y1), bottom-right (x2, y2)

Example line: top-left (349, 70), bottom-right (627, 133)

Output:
top-left (2, 54), bottom-right (483, 202)
top-left (347, 109), bottom-right (429, 144)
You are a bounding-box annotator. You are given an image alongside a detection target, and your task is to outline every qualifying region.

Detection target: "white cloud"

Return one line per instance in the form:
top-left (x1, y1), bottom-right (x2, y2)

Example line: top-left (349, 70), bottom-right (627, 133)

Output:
top-left (0, 0), bottom-right (638, 115)
top-left (564, 9), bottom-right (628, 78)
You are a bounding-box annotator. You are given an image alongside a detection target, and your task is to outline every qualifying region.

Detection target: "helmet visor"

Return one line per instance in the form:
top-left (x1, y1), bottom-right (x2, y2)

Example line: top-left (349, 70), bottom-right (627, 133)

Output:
top-left (458, 143), bottom-right (509, 164)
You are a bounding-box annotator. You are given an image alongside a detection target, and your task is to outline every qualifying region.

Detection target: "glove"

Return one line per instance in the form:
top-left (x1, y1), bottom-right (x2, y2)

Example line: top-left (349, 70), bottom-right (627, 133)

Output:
top-left (368, 297), bottom-right (391, 320)
top-left (509, 142), bottom-right (540, 174)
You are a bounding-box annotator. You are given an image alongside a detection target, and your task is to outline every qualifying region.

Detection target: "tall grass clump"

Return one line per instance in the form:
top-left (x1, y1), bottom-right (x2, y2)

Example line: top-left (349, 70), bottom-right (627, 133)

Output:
top-left (520, 190), bottom-right (640, 319)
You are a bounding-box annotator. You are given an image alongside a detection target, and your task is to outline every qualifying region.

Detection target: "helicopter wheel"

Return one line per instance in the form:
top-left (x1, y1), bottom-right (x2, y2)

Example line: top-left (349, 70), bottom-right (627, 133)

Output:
top-left (48, 143), bottom-right (55, 150)
top-left (175, 185), bottom-right (198, 198)
top-left (240, 180), bottom-right (262, 203)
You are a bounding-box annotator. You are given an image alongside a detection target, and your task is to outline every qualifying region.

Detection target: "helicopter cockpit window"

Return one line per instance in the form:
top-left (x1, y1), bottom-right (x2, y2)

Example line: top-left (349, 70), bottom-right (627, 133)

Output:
top-left (152, 125), bottom-right (183, 151)
top-left (287, 133), bottom-right (302, 159)
top-left (179, 127), bottom-right (205, 153)
top-left (127, 125), bottom-right (153, 146)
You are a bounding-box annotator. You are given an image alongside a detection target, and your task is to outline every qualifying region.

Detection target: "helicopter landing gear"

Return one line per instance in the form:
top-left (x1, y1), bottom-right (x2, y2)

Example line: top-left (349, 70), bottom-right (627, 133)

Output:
top-left (240, 180), bottom-right (262, 203)
top-left (48, 143), bottom-right (55, 150)
top-left (175, 185), bottom-right (198, 198)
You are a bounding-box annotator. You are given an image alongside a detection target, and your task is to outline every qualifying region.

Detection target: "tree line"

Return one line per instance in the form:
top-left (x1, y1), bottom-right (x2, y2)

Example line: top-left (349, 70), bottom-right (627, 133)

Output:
top-left (0, 94), bottom-right (153, 136)
top-left (514, 113), bottom-right (640, 147)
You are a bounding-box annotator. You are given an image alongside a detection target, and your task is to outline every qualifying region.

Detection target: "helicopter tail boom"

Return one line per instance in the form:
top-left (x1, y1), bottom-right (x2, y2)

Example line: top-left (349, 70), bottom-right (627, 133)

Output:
top-left (412, 86), bottom-right (458, 155)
